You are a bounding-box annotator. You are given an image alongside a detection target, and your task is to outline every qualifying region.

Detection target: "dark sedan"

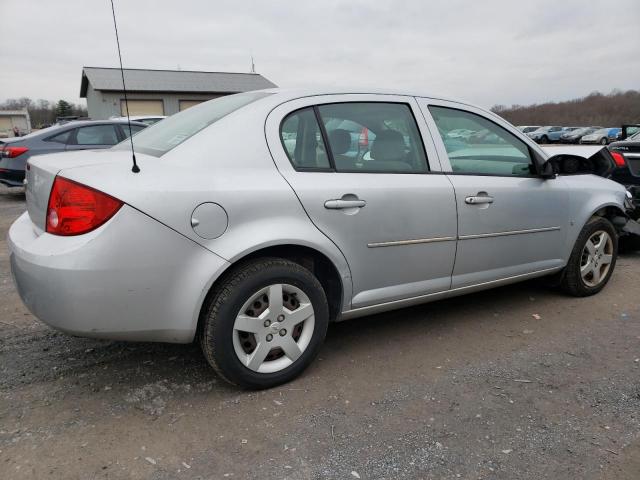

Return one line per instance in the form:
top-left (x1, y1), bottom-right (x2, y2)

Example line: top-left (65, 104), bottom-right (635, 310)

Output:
top-left (609, 130), bottom-right (640, 217)
top-left (0, 119), bottom-right (147, 187)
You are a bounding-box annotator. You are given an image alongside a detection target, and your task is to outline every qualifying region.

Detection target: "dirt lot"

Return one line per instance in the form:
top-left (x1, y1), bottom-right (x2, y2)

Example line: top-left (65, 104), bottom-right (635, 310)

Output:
top-left (1, 185), bottom-right (639, 480)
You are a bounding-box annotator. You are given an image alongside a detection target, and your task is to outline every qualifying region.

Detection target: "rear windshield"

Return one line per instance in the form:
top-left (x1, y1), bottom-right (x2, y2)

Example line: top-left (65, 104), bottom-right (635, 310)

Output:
top-left (114, 91), bottom-right (271, 157)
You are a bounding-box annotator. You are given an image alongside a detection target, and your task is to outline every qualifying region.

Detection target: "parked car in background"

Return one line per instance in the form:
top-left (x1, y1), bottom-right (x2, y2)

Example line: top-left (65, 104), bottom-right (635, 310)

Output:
top-left (609, 130), bottom-right (640, 217)
top-left (559, 127), bottom-right (598, 144)
top-left (111, 115), bottom-right (167, 126)
top-left (8, 89), bottom-right (631, 389)
top-left (0, 119), bottom-right (147, 187)
top-left (618, 124), bottom-right (640, 141)
top-left (517, 125), bottom-right (541, 134)
top-left (526, 126), bottom-right (564, 143)
top-left (580, 128), bottom-right (620, 145)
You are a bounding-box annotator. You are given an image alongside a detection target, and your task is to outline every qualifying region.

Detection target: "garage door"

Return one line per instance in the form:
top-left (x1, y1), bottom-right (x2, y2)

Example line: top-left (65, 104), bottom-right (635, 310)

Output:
top-left (0, 117), bottom-right (13, 132)
top-left (121, 100), bottom-right (164, 116)
top-left (179, 100), bottom-right (205, 111)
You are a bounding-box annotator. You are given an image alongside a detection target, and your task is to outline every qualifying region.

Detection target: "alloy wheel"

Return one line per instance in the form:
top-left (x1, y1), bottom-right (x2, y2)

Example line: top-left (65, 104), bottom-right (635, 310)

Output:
top-left (232, 284), bottom-right (315, 373)
top-left (580, 230), bottom-right (613, 287)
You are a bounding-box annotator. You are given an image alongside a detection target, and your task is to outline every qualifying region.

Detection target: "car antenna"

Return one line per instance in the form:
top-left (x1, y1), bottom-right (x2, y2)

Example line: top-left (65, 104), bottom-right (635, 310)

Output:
top-left (109, 0), bottom-right (140, 173)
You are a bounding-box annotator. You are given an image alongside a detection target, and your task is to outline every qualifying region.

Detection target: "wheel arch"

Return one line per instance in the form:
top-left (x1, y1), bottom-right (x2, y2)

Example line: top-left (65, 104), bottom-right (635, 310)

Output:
top-left (195, 242), bottom-right (350, 341)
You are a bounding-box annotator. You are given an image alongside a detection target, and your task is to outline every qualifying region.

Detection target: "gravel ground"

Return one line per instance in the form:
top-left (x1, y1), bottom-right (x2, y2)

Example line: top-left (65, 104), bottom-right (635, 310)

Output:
top-left (1, 185), bottom-right (639, 480)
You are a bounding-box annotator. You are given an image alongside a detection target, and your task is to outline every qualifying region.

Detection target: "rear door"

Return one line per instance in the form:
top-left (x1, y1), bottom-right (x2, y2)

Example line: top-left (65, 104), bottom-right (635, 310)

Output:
top-left (266, 94), bottom-right (458, 309)
top-left (417, 99), bottom-right (569, 288)
top-left (66, 124), bottom-right (121, 151)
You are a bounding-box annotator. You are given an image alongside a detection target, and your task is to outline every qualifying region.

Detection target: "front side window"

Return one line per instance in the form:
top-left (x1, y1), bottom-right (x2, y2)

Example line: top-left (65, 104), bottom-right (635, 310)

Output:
top-left (317, 102), bottom-right (428, 173)
top-left (73, 125), bottom-right (120, 145)
top-left (429, 106), bottom-right (534, 176)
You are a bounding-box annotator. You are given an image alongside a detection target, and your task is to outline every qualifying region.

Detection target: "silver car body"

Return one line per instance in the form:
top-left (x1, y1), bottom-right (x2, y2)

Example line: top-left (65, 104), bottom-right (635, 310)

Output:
top-left (8, 88), bottom-right (628, 342)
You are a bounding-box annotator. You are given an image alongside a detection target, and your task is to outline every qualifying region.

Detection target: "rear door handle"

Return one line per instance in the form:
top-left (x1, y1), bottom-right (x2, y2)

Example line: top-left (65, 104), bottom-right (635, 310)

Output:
top-left (465, 194), bottom-right (494, 205)
top-left (324, 199), bottom-right (367, 209)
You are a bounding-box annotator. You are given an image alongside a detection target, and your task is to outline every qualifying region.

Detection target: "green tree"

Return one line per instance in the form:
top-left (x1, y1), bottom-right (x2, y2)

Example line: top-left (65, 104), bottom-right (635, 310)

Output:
top-left (55, 99), bottom-right (73, 118)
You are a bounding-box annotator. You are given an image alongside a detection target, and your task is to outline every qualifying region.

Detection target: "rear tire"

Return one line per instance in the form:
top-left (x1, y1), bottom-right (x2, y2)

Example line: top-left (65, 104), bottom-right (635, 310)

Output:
top-left (560, 217), bottom-right (617, 296)
top-left (600, 137), bottom-right (608, 145)
top-left (200, 258), bottom-right (329, 389)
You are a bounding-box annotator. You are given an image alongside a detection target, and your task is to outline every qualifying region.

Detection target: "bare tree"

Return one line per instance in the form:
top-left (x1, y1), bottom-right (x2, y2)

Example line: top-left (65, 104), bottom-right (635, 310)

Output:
top-left (491, 89), bottom-right (640, 127)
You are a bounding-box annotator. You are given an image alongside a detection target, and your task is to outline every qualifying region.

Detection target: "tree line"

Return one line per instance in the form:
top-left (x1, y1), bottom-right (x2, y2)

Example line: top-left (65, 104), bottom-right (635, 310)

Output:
top-left (0, 98), bottom-right (88, 128)
top-left (492, 89), bottom-right (640, 127)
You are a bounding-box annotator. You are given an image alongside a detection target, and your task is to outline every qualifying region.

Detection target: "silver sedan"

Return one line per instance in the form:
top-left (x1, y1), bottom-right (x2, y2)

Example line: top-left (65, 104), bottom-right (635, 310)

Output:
top-left (8, 88), bottom-right (629, 388)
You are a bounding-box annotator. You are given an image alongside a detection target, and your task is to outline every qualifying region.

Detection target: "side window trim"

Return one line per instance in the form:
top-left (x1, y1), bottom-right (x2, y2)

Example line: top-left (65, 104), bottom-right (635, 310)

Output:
top-left (312, 105), bottom-right (336, 170)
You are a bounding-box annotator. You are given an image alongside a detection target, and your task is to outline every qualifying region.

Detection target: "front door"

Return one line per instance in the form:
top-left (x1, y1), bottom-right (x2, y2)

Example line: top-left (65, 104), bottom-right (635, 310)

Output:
top-left (266, 95), bottom-right (458, 309)
top-left (419, 100), bottom-right (569, 288)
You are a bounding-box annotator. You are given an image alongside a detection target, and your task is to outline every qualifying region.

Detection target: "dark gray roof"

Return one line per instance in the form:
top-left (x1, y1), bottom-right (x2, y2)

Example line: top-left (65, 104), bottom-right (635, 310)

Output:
top-left (80, 67), bottom-right (277, 97)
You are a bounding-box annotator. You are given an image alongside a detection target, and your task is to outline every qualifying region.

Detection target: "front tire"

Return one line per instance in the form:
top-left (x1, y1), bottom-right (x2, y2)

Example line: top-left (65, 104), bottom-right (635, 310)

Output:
top-left (200, 258), bottom-right (329, 389)
top-left (540, 135), bottom-right (549, 144)
top-left (560, 217), bottom-right (617, 296)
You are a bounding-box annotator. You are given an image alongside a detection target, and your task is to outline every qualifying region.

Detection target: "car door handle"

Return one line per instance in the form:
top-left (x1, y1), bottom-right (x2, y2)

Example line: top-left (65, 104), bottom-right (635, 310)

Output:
top-left (465, 194), bottom-right (494, 205)
top-left (324, 199), bottom-right (367, 209)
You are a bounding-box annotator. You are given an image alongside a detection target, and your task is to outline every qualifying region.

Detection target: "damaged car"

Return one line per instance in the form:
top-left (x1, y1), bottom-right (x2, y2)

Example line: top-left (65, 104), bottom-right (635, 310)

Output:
top-left (8, 89), bottom-right (637, 389)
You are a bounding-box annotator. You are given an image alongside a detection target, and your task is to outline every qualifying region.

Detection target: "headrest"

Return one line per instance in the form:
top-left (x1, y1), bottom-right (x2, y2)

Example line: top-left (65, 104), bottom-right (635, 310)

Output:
top-left (371, 129), bottom-right (405, 162)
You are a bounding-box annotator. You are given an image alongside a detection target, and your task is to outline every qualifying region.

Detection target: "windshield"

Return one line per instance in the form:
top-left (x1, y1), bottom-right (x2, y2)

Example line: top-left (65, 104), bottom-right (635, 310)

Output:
top-left (114, 91), bottom-right (271, 157)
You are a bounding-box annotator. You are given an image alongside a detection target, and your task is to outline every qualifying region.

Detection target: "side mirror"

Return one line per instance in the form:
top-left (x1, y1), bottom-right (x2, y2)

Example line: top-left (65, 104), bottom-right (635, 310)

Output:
top-left (540, 159), bottom-right (557, 179)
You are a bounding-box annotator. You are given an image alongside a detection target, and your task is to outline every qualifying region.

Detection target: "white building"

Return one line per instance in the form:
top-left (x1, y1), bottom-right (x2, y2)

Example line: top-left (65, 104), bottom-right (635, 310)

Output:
top-left (0, 110), bottom-right (31, 138)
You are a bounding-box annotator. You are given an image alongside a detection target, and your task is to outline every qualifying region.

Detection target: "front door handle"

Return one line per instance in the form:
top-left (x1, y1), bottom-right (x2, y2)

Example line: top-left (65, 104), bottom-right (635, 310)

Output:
top-left (324, 199), bottom-right (367, 209)
top-left (465, 193), bottom-right (494, 205)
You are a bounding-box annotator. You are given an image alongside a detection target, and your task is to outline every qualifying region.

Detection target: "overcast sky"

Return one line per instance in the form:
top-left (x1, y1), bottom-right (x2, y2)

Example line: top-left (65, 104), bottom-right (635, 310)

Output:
top-left (1, 0), bottom-right (638, 109)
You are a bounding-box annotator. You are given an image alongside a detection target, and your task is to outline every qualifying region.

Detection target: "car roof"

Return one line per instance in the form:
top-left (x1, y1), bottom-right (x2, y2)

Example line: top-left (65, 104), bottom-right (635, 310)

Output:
top-left (258, 87), bottom-right (465, 105)
top-left (59, 119), bottom-right (148, 127)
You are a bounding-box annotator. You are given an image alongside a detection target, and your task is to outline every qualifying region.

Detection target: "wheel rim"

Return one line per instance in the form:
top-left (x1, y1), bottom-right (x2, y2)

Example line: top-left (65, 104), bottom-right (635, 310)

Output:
top-left (232, 284), bottom-right (315, 374)
top-left (601, 138), bottom-right (607, 145)
top-left (580, 230), bottom-right (614, 287)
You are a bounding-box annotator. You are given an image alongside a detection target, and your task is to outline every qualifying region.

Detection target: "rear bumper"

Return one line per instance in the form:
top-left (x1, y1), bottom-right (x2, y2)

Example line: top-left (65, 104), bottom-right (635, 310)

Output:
top-left (0, 168), bottom-right (25, 187)
top-left (8, 206), bottom-right (230, 343)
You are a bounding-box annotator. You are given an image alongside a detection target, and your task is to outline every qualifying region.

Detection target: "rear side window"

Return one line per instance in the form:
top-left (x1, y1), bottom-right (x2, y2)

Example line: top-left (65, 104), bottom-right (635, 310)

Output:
top-left (73, 125), bottom-right (120, 145)
top-left (115, 91), bottom-right (271, 157)
top-left (429, 106), bottom-right (534, 177)
top-left (122, 124), bottom-right (146, 139)
top-left (45, 130), bottom-right (72, 144)
top-left (280, 108), bottom-right (330, 169)
top-left (279, 102), bottom-right (428, 173)
top-left (318, 102), bottom-right (428, 173)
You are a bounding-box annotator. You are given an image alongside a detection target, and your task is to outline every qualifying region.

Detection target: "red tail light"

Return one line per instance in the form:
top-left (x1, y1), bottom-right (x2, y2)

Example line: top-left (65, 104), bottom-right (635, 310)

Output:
top-left (359, 127), bottom-right (369, 147)
top-left (610, 151), bottom-right (626, 167)
top-left (46, 177), bottom-right (123, 236)
top-left (2, 146), bottom-right (29, 158)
